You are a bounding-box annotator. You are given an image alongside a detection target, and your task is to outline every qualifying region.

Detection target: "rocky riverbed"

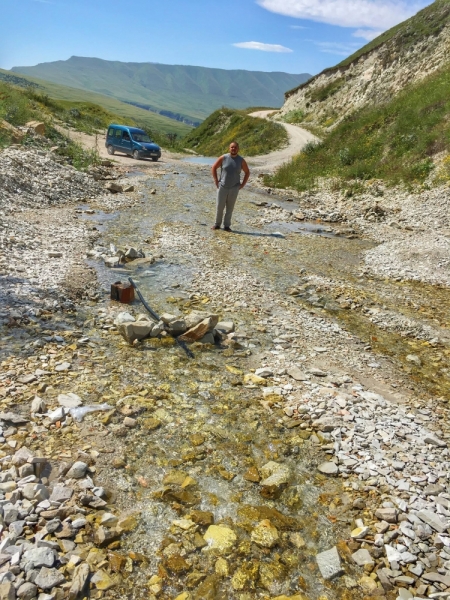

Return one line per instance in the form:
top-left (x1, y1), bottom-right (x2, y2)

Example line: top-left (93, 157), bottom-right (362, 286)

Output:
top-left (0, 146), bottom-right (449, 600)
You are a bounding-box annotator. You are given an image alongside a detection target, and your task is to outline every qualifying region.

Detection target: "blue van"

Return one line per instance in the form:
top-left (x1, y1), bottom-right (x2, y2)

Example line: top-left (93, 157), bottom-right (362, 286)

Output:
top-left (105, 124), bottom-right (161, 161)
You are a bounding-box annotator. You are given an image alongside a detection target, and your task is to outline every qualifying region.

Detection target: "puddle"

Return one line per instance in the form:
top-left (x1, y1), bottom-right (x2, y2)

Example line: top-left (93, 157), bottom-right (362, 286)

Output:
top-left (181, 156), bottom-right (216, 165)
top-left (270, 220), bottom-right (338, 238)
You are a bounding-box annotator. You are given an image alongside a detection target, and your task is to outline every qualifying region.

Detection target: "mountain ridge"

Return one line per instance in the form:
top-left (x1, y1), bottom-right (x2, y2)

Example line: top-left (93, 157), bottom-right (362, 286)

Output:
top-left (12, 56), bottom-right (311, 124)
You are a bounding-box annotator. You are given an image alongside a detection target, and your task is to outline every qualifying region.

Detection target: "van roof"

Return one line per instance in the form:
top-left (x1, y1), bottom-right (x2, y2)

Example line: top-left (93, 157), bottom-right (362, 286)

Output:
top-left (108, 124), bottom-right (146, 134)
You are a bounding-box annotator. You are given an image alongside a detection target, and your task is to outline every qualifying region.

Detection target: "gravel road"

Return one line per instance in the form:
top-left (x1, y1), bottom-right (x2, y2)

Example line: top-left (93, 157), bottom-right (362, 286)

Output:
top-left (248, 109), bottom-right (319, 171)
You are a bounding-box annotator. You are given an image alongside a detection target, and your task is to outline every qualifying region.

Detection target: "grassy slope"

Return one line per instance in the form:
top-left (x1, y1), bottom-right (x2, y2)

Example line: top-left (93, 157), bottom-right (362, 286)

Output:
top-left (337, 0), bottom-right (450, 68)
top-left (269, 66), bottom-right (450, 190)
top-left (183, 108), bottom-right (288, 157)
top-left (0, 68), bottom-right (191, 136)
top-left (12, 57), bottom-right (311, 122)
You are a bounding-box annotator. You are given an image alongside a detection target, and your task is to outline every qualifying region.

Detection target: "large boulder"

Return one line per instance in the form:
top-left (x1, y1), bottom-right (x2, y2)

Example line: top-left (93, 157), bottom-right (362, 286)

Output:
top-left (0, 119), bottom-right (25, 143)
top-left (26, 121), bottom-right (45, 135)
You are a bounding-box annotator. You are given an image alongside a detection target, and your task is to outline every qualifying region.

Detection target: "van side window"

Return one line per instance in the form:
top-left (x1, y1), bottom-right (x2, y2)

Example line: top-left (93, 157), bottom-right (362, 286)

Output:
top-left (123, 132), bottom-right (131, 141)
top-left (108, 128), bottom-right (115, 137)
top-left (115, 129), bottom-right (122, 138)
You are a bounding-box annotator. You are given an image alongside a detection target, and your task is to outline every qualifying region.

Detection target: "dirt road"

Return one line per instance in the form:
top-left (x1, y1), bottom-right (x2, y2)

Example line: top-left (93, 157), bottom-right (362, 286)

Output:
top-left (248, 109), bottom-right (319, 171)
top-left (61, 110), bottom-right (318, 172)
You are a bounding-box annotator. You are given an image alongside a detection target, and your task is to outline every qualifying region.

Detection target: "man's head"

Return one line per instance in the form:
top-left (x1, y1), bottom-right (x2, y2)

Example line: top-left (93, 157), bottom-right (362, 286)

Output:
top-left (229, 142), bottom-right (239, 156)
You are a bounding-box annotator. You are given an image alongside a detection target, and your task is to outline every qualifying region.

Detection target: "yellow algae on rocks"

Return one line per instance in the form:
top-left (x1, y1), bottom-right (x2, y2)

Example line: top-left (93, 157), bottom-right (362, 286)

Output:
top-left (244, 373), bottom-right (267, 385)
top-left (250, 519), bottom-right (279, 548)
top-left (116, 513), bottom-right (139, 533)
top-left (226, 365), bottom-right (243, 375)
top-left (270, 595), bottom-right (311, 600)
top-left (215, 557), bottom-right (229, 576)
top-left (203, 524), bottom-right (237, 553)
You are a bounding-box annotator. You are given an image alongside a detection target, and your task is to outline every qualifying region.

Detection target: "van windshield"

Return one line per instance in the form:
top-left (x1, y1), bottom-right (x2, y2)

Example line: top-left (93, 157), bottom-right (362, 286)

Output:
top-left (131, 133), bottom-right (152, 143)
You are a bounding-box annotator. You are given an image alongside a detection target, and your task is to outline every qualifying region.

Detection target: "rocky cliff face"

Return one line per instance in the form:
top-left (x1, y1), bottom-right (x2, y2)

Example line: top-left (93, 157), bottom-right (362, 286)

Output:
top-left (279, 2), bottom-right (450, 129)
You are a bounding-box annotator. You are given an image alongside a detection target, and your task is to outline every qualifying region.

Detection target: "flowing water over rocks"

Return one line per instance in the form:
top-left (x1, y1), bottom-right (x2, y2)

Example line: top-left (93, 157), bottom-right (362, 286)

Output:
top-left (1, 147), bottom-right (450, 600)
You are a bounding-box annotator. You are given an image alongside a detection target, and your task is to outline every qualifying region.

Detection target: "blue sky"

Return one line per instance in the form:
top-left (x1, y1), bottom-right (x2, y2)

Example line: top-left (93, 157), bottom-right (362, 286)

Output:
top-left (2, 0), bottom-right (433, 75)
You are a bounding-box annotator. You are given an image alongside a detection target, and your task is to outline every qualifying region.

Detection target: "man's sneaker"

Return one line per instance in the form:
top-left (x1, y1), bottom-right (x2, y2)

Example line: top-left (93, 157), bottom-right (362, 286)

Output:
top-left (224, 227), bottom-right (232, 232)
top-left (211, 225), bottom-right (220, 230)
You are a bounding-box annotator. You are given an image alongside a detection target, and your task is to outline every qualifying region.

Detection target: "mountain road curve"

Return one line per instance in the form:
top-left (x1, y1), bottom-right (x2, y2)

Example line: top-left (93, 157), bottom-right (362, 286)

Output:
top-left (247, 109), bottom-right (319, 172)
top-left (57, 110), bottom-right (319, 171)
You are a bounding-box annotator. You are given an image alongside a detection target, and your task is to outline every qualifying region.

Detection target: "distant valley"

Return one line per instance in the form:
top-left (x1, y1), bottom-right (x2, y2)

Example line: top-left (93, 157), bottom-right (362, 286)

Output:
top-left (12, 56), bottom-right (311, 125)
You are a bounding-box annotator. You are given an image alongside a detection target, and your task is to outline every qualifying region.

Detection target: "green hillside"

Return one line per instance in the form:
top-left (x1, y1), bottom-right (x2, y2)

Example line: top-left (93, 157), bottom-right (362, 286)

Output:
top-left (269, 66), bottom-right (450, 190)
top-left (12, 57), bottom-right (311, 124)
top-left (337, 0), bottom-right (450, 68)
top-left (183, 108), bottom-right (288, 156)
top-left (0, 69), bottom-right (191, 136)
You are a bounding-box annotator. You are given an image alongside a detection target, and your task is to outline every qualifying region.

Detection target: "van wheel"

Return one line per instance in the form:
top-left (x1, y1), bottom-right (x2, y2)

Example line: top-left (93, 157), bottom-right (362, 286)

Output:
top-left (152, 157), bottom-right (158, 162)
top-left (107, 145), bottom-right (115, 155)
top-left (133, 150), bottom-right (140, 160)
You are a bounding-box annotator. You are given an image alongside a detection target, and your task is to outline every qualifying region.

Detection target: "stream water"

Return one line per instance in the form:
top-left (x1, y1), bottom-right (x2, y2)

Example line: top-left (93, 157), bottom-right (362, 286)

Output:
top-left (81, 164), bottom-right (449, 599)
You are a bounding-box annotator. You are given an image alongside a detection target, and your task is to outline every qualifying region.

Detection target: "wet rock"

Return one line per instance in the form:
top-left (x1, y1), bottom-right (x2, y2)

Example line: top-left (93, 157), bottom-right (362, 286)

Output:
top-left (243, 466), bottom-right (260, 482)
top-left (250, 520), bottom-right (279, 548)
top-left (259, 461), bottom-right (291, 497)
top-left (118, 321), bottom-right (154, 343)
top-left (318, 461), bottom-right (338, 476)
top-left (185, 311), bottom-right (219, 330)
top-left (116, 514), bottom-right (139, 533)
top-left (406, 354), bottom-right (422, 367)
top-left (316, 546), bottom-right (343, 580)
top-left (168, 319), bottom-right (187, 335)
top-left (91, 569), bottom-right (117, 590)
top-left (114, 312), bottom-right (135, 326)
top-left (203, 525), bottom-right (237, 553)
top-left (215, 321), bottom-right (234, 333)
top-left (190, 511), bottom-right (214, 526)
top-left (179, 317), bottom-right (217, 342)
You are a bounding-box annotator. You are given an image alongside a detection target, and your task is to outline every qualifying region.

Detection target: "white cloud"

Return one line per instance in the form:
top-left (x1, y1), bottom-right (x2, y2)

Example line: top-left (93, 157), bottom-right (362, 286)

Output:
top-left (233, 42), bottom-right (293, 53)
top-left (313, 40), bottom-right (360, 56)
top-left (256, 0), bottom-right (430, 29)
top-left (290, 25), bottom-right (308, 29)
top-left (353, 28), bottom-right (384, 41)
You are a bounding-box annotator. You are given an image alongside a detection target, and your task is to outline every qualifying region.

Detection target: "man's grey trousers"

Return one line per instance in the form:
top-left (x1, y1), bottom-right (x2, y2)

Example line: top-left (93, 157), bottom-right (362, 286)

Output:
top-left (215, 185), bottom-right (240, 229)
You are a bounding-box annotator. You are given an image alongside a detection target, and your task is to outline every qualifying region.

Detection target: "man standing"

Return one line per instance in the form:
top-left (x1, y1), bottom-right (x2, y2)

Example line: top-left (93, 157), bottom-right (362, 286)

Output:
top-left (211, 141), bottom-right (250, 232)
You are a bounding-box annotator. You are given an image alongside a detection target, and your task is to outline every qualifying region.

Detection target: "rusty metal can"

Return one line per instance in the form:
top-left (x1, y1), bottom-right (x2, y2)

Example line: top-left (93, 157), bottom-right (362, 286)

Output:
top-left (111, 281), bottom-right (135, 304)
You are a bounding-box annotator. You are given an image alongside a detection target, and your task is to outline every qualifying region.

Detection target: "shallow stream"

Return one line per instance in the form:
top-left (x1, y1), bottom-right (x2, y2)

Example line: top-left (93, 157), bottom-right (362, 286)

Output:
top-left (82, 163), bottom-right (449, 598)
